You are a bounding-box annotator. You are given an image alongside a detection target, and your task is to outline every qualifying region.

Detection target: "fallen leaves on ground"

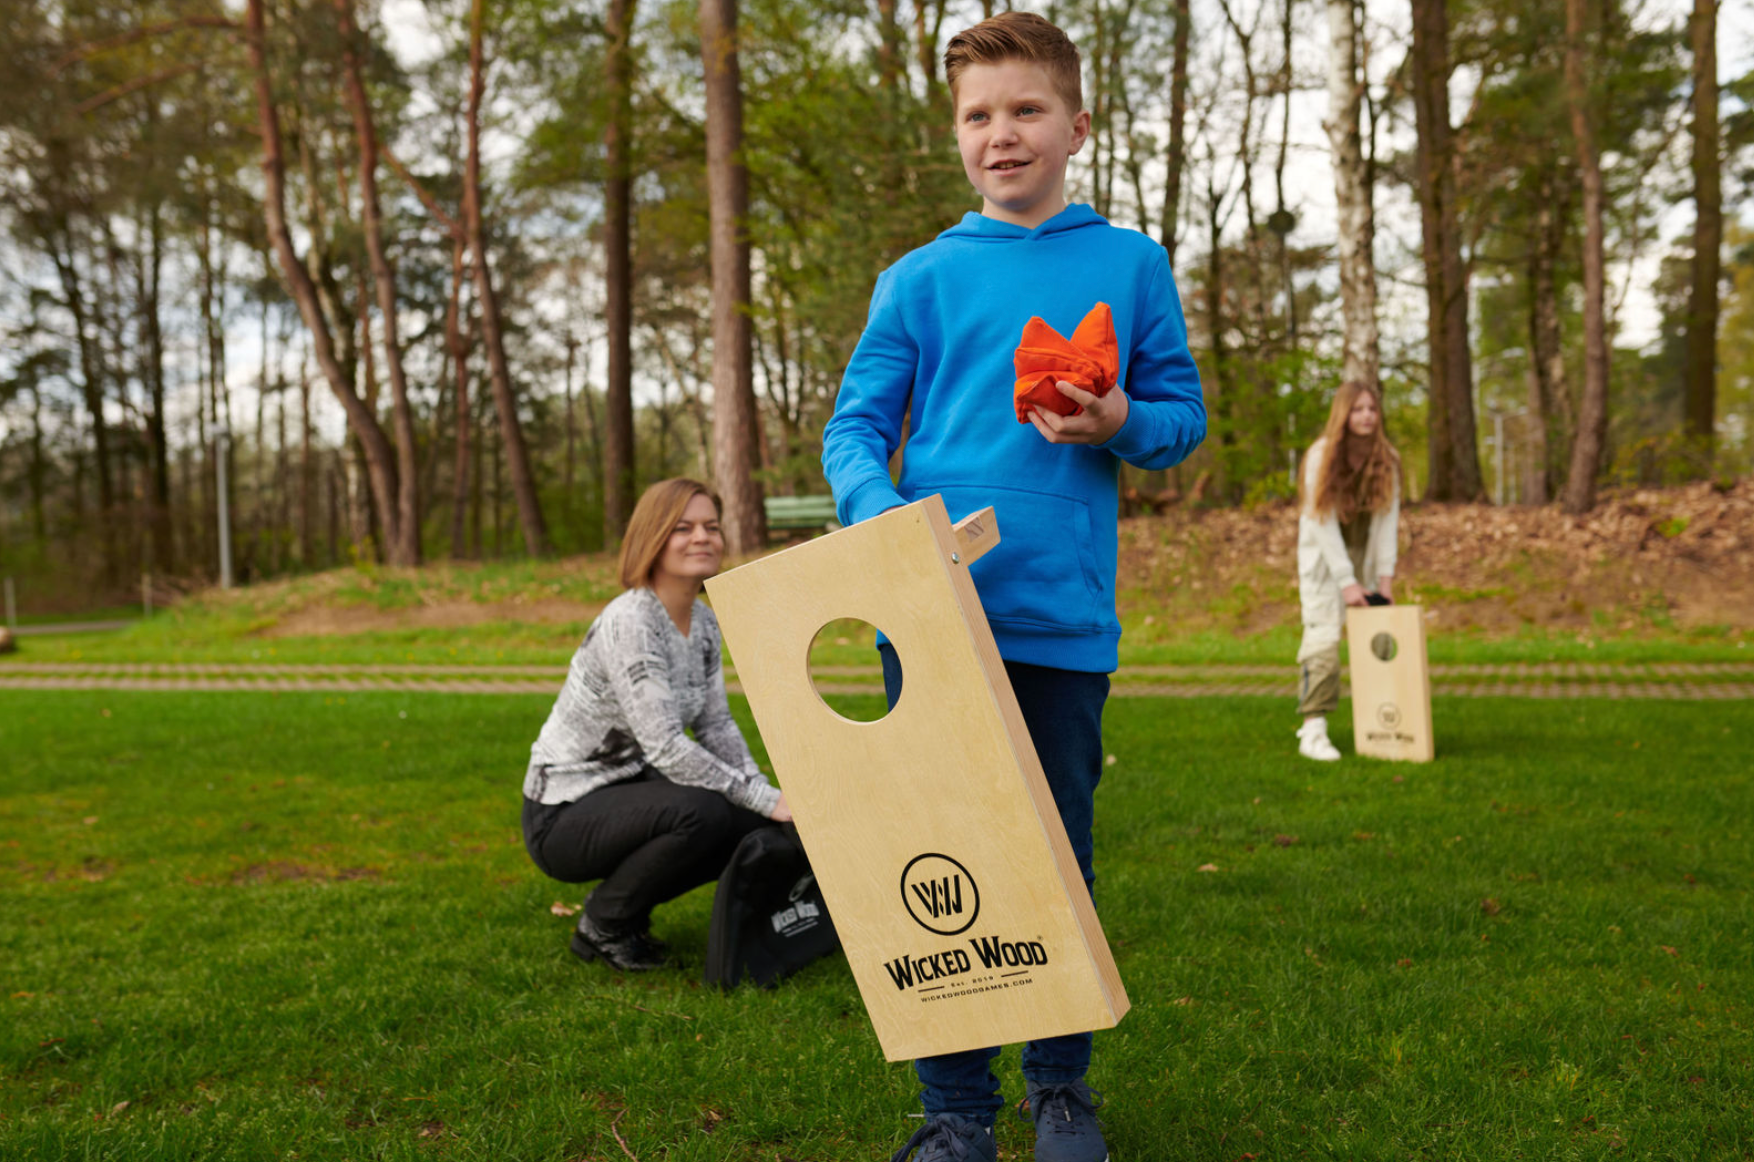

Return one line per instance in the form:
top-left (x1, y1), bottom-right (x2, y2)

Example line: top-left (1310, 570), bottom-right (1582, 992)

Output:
top-left (1119, 480), bottom-right (1754, 633)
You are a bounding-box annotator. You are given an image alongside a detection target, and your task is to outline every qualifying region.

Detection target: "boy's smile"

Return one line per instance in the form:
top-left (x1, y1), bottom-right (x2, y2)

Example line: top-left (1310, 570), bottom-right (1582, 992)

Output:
top-left (954, 59), bottom-right (1090, 230)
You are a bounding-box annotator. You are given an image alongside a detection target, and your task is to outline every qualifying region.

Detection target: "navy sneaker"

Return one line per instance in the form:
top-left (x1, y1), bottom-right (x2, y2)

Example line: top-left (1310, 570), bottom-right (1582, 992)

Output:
top-left (1020, 1080), bottom-right (1108, 1162)
top-left (889, 1113), bottom-right (997, 1162)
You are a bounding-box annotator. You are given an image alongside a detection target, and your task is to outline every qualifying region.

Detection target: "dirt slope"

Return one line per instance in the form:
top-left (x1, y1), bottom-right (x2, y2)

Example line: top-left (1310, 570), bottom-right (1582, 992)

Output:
top-left (1117, 480), bottom-right (1752, 636)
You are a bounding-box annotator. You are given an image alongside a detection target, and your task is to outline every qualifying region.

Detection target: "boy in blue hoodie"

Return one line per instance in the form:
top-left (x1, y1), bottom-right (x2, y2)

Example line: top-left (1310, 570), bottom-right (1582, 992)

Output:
top-left (821, 13), bottom-right (1206, 1162)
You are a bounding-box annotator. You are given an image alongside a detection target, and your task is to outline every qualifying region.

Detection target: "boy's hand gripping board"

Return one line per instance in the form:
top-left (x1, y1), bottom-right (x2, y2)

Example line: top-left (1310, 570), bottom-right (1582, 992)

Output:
top-left (704, 496), bottom-right (1129, 1061)
top-left (1345, 604), bottom-right (1435, 763)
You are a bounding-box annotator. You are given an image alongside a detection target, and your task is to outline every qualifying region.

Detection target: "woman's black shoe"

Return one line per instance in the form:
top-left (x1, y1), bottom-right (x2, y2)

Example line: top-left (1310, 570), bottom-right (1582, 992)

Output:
top-left (571, 914), bottom-right (670, 972)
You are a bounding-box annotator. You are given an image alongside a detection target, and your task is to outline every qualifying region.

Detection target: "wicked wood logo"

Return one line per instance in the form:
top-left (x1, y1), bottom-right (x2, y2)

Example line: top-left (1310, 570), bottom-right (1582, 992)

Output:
top-left (900, 853), bottom-right (980, 936)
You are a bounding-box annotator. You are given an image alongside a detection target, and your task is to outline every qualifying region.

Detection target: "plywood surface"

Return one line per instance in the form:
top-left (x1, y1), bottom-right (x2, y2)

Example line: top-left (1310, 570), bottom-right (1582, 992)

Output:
top-left (1346, 604), bottom-right (1435, 763)
top-left (706, 497), bottom-right (1128, 1061)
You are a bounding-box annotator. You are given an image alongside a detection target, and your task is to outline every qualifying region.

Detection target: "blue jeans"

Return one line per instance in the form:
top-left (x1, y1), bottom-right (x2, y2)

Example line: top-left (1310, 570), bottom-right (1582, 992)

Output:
top-left (879, 644), bottom-right (1109, 1126)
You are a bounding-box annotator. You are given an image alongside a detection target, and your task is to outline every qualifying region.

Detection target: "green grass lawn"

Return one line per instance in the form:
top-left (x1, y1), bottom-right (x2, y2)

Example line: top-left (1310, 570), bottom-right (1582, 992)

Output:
top-left (9, 614), bottom-right (1753, 670)
top-left (3, 691), bottom-right (1750, 1160)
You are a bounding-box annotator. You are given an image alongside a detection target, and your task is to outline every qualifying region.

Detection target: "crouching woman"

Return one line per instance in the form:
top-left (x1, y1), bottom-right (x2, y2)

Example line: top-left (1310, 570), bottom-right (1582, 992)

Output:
top-left (1295, 382), bottom-right (1401, 761)
top-left (522, 478), bottom-right (791, 970)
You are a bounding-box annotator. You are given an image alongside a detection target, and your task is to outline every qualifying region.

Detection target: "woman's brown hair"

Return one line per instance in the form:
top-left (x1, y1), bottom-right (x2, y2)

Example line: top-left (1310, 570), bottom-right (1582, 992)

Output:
top-left (617, 478), bottom-right (721, 589)
top-left (1303, 381), bottom-right (1400, 522)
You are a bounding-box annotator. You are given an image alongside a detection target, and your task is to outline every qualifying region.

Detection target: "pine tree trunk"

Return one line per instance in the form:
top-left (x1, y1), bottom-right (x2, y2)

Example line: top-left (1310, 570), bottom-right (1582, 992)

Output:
top-left (465, 0), bottom-right (548, 556)
top-left (447, 236), bottom-right (473, 560)
top-left (246, 0), bottom-right (403, 563)
top-left (876, 0), bottom-right (903, 92)
top-left (1206, 178), bottom-right (1232, 498)
top-left (1526, 168), bottom-right (1572, 504)
top-left (700, 0), bottom-right (766, 554)
top-left (603, 0), bottom-right (639, 543)
top-left (1160, 0), bottom-right (1190, 266)
top-left (50, 225), bottom-right (118, 581)
top-left (1684, 0), bottom-right (1720, 461)
top-left (338, 0), bottom-right (420, 563)
top-left (1409, 0), bottom-right (1483, 500)
top-left (1325, 0), bottom-right (1380, 389)
top-left (27, 381), bottom-right (48, 544)
top-left (300, 354), bottom-right (314, 566)
top-left (143, 198), bottom-right (174, 572)
top-left (352, 307), bottom-right (378, 556)
top-left (1561, 0), bottom-right (1610, 514)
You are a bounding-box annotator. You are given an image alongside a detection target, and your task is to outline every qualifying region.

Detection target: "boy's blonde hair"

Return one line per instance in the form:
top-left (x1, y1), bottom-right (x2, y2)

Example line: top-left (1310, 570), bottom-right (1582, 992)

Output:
top-left (617, 478), bottom-right (721, 589)
top-left (945, 11), bottom-right (1083, 113)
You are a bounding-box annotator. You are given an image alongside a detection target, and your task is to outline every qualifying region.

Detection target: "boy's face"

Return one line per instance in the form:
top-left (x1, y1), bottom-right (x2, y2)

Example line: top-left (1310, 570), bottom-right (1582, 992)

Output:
top-left (953, 59), bottom-right (1089, 231)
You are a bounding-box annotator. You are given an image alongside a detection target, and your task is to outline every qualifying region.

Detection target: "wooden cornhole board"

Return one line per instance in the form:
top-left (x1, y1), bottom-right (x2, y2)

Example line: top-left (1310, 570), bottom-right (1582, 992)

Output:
top-left (1346, 604), bottom-right (1435, 763)
top-left (705, 495), bottom-right (1129, 1062)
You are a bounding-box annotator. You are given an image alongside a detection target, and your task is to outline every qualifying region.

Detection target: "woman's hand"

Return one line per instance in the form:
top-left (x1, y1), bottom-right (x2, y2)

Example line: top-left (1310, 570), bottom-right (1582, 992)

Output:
top-left (1378, 576), bottom-right (1394, 603)
top-left (769, 792), bottom-right (793, 823)
top-left (1341, 583), bottom-right (1370, 608)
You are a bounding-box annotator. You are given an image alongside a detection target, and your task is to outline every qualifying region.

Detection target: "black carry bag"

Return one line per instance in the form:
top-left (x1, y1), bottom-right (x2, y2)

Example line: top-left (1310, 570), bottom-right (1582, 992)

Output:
top-left (702, 823), bottom-right (839, 989)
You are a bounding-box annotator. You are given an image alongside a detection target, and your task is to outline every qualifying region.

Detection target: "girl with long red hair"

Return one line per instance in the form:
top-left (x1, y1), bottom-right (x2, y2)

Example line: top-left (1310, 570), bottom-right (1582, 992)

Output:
top-left (1295, 382), bottom-right (1401, 760)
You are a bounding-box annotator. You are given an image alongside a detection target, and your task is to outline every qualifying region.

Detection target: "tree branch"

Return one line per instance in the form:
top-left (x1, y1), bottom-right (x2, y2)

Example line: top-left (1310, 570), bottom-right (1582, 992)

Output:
top-left (378, 144), bottom-right (465, 241)
top-left (76, 62), bottom-right (204, 115)
top-left (53, 16), bottom-right (240, 74)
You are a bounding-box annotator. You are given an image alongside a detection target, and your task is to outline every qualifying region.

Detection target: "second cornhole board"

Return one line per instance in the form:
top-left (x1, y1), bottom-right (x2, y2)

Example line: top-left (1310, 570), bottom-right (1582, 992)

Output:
top-left (705, 496), bottom-right (1128, 1062)
top-left (1346, 603), bottom-right (1435, 763)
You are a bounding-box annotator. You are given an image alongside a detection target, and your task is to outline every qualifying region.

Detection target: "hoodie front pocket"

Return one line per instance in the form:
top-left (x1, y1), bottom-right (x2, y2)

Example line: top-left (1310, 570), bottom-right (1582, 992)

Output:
top-left (931, 484), bottom-right (1107, 632)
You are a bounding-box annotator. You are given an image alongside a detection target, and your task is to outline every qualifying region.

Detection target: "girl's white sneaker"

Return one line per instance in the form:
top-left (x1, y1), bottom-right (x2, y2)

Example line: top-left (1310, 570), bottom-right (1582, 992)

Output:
top-left (1297, 717), bottom-right (1342, 762)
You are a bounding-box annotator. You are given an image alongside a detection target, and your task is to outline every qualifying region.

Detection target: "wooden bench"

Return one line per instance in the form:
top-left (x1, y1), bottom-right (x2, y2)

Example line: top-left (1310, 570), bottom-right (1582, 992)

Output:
top-left (764, 495), bottom-right (841, 540)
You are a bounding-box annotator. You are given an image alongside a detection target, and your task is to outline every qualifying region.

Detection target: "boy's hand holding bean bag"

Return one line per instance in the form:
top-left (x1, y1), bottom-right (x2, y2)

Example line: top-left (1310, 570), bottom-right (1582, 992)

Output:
top-left (1012, 302), bottom-right (1119, 422)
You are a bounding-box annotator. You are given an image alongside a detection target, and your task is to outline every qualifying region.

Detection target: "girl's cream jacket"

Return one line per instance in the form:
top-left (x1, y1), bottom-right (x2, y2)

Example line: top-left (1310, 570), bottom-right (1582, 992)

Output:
top-left (1296, 436), bottom-right (1400, 661)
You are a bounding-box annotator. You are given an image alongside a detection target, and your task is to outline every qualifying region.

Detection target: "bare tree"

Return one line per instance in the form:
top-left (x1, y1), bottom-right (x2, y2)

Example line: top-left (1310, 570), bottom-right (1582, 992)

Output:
top-left (1324, 0), bottom-right (1379, 388)
top-left (1684, 0), bottom-right (1720, 460)
top-left (465, 0), bottom-right (548, 555)
top-left (1560, 0), bottom-right (1609, 513)
top-left (701, 0), bottom-right (766, 553)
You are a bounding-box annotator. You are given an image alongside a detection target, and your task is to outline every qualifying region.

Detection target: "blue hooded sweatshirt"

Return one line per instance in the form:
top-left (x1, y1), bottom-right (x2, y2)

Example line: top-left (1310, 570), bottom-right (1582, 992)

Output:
top-left (822, 204), bottom-right (1206, 673)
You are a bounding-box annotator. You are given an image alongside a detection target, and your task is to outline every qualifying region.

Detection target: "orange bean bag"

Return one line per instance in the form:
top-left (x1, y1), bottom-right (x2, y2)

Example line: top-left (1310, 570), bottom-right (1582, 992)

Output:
top-left (1012, 302), bottom-right (1118, 423)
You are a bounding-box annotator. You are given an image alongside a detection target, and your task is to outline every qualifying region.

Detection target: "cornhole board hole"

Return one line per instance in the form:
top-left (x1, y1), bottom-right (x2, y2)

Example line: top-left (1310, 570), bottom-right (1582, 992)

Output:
top-left (705, 495), bottom-right (1129, 1062)
top-left (1346, 604), bottom-right (1434, 763)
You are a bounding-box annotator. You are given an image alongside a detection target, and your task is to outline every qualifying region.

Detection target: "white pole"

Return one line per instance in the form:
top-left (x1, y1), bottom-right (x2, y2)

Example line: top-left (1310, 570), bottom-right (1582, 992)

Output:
top-left (216, 424), bottom-right (234, 589)
top-left (142, 573), bottom-right (153, 618)
top-left (1287, 447), bottom-right (1297, 490)
top-left (1494, 410), bottom-right (1505, 506)
top-left (3, 577), bottom-right (14, 628)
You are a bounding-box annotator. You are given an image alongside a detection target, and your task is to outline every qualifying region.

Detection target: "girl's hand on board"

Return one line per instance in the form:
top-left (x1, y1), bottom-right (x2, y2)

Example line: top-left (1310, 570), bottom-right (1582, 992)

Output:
top-left (1341, 583), bottom-right (1370, 608)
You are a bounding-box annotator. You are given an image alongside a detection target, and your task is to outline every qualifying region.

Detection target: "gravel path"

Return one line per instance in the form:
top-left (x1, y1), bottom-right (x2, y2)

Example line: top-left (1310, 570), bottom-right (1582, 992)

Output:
top-left (3, 661), bottom-right (1750, 700)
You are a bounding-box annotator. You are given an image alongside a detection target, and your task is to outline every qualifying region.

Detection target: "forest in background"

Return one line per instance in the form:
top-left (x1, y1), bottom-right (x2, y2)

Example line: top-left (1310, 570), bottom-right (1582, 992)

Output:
top-left (1, 0), bottom-right (1750, 613)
